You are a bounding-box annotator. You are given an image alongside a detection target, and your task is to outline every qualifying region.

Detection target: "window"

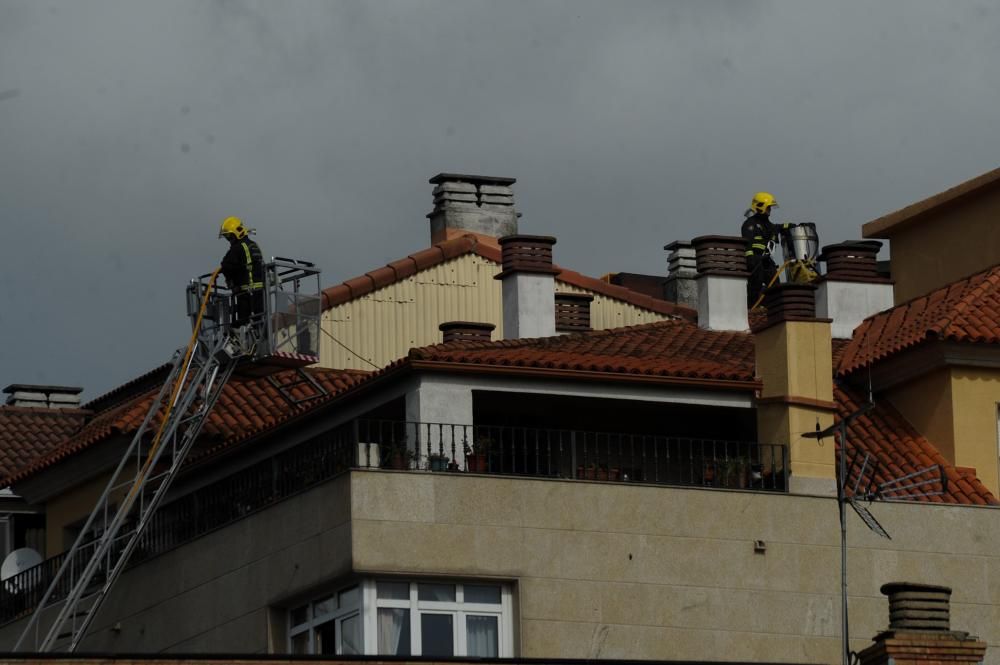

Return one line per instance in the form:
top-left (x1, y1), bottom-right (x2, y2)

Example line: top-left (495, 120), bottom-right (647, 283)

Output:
top-left (371, 580), bottom-right (511, 657)
top-left (287, 584), bottom-right (361, 655)
top-left (287, 579), bottom-right (513, 657)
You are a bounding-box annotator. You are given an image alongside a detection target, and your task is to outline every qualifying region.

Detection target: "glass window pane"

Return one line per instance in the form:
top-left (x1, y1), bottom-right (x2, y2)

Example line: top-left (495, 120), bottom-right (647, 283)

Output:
top-left (466, 615), bottom-right (499, 657)
top-left (420, 613), bottom-right (454, 657)
top-left (378, 608), bottom-right (411, 656)
top-left (290, 605), bottom-right (308, 627)
top-left (418, 583), bottom-right (456, 602)
top-left (377, 581), bottom-right (410, 600)
top-left (315, 622), bottom-right (337, 656)
top-left (341, 614), bottom-right (362, 655)
top-left (340, 585), bottom-right (360, 608)
top-left (464, 584), bottom-right (501, 604)
top-left (290, 631), bottom-right (310, 655)
top-left (313, 595), bottom-right (336, 618)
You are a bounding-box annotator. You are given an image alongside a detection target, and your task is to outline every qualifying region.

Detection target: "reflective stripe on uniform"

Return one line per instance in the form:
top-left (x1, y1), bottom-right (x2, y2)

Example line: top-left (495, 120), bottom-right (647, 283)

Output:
top-left (240, 242), bottom-right (264, 292)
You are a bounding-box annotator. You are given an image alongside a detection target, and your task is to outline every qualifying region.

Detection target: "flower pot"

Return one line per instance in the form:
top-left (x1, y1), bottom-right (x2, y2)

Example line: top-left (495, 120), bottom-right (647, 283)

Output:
top-left (428, 455), bottom-right (448, 472)
top-left (466, 453), bottom-right (488, 473)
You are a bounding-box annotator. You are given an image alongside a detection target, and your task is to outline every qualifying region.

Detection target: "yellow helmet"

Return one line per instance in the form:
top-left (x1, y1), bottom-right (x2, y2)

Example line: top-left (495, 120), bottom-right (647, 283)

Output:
top-left (749, 192), bottom-right (778, 215)
top-left (219, 216), bottom-right (249, 239)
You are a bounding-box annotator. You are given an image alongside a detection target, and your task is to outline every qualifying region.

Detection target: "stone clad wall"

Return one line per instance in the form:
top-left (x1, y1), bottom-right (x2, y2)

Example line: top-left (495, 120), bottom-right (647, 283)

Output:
top-left (1, 471), bottom-right (997, 662)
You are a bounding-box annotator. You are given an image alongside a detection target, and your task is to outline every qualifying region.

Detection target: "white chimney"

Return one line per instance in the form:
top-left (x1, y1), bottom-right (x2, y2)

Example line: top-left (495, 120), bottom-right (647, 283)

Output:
top-left (495, 235), bottom-right (558, 339)
top-left (4, 384), bottom-right (83, 409)
top-left (816, 241), bottom-right (893, 339)
top-left (427, 173), bottom-right (519, 244)
top-left (691, 235), bottom-right (749, 331)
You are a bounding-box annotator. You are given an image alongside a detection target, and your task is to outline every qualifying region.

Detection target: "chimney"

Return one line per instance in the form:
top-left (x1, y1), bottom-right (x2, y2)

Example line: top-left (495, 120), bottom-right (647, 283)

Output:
top-left (495, 235), bottom-right (559, 339)
top-left (427, 173), bottom-right (519, 245)
top-left (664, 241), bottom-right (698, 309)
top-left (439, 321), bottom-right (495, 344)
top-left (816, 241), bottom-right (894, 338)
top-left (752, 284), bottom-right (837, 496)
top-left (555, 292), bottom-right (594, 333)
top-left (692, 235), bottom-right (749, 331)
top-left (858, 583), bottom-right (986, 665)
top-left (3, 384), bottom-right (83, 409)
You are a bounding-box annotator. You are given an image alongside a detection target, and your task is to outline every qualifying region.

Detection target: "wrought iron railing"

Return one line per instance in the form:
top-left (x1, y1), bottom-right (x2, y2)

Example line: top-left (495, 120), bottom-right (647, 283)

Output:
top-left (355, 420), bottom-right (787, 490)
top-left (0, 420), bottom-right (785, 625)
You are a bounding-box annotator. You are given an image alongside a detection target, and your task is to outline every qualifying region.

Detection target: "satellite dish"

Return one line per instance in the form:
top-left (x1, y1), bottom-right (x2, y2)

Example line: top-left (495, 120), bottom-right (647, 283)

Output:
top-left (2, 548), bottom-right (43, 593)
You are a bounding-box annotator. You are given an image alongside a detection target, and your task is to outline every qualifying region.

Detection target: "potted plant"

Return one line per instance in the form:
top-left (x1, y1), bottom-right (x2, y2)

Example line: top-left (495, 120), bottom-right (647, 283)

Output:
top-left (721, 456), bottom-right (749, 489)
top-left (427, 452), bottom-right (449, 472)
top-left (383, 444), bottom-right (414, 470)
top-left (576, 463), bottom-right (621, 481)
top-left (464, 434), bottom-right (493, 473)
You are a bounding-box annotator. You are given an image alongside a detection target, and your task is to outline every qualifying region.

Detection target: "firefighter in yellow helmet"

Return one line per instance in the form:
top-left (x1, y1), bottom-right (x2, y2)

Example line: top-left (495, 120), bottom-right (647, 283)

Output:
top-left (219, 216), bottom-right (264, 335)
top-left (741, 192), bottom-right (791, 308)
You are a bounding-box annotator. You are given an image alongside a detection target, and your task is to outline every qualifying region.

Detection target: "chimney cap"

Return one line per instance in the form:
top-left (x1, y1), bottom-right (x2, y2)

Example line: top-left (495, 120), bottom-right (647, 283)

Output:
top-left (438, 321), bottom-right (496, 344)
top-left (3, 384), bottom-right (83, 395)
top-left (429, 173), bottom-right (516, 187)
top-left (663, 240), bottom-right (693, 251)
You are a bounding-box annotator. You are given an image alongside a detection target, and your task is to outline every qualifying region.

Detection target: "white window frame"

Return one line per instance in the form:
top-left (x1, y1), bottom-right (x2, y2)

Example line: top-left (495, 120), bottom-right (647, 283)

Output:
top-left (362, 579), bottom-right (513, 657)
top-left (287, 583), bottom-right (362, 655)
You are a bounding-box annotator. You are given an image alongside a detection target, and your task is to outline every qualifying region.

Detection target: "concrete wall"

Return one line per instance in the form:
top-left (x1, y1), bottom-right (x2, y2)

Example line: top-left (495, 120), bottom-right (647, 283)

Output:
top-left (351, 473), bottom-right (1000, 664)
top-left (879, 186), bottom-right (1000, 304)
top-left (320, 254), bottom-right (672, 370)
top-left (5, 471), bottom-right (998, 663)
top-left (887, 367), bottom-right (1000, 496)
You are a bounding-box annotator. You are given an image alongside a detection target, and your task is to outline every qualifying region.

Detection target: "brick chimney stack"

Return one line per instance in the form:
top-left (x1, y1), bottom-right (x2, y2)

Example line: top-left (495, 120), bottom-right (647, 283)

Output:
top-left (691, 235), bottom-right (749, 331)
top-left (439, 321), bottom-right (495, 344)
top-left (816, 240), bottom-right (894, 338)
top-left (858, 583), bottom-right (986, 665)
top-left (4, 384), bottom-right (83, 409)
top-left (495, 235), bottom-right (559, 339)
top-left (427, 173), bottom-right (519, 245)
top-left (752, 283), bottom-right (837, 496)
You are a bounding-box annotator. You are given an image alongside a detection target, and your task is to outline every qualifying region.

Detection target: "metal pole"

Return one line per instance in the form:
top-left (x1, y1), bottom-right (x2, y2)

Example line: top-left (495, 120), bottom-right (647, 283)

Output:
top-left (839, 422), bottom-right (849, 665)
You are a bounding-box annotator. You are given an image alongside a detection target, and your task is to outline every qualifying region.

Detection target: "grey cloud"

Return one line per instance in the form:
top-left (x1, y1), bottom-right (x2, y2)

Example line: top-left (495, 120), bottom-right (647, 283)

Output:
top-left (1, 0), bottom-right (999, 398)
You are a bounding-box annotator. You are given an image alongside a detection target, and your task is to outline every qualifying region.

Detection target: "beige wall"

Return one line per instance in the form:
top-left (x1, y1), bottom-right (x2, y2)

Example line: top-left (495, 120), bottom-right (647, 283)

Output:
top-left (351, 473), bottom-right (1000, 664)
top-left (44, 473), bottom-right (119, 557)
top-left (887, 367), bottom-right (1000, 496)
top-left (879, 187), bottom-right (1000, 304)
top-left (321, 254), bottom-right (673, 370)
top-left (754, 321), bottom-right (836, 488)
top-left (7, 471), bottom-right (998, 663)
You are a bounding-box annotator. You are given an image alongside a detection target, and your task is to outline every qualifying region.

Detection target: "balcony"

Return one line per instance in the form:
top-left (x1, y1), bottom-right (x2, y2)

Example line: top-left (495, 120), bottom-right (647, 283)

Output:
top-left (0, 420), bottom-right (786, 626)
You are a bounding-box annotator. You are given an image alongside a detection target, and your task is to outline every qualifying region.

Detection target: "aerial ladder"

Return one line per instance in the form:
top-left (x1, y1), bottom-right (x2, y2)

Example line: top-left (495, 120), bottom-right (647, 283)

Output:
top-left (14, 257), bottom-right (322, 653)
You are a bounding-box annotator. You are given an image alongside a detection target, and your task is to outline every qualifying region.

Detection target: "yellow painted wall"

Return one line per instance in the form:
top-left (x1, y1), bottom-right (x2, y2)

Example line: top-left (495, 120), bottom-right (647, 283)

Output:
top-left (45, 473), bottom-right (119, 557)
top-left (754, 321), bottom-right (836, 487)
top-left (886, 369), bottom-right (956, 462)
top-left (320, 254), bottom-right (673, 370)
top-left (886, 366), bottom-right (1000, 496)
top-left (881, 187), bottom-right (1000, 304)
top-left (951, 368), bottom-right (1000, 494)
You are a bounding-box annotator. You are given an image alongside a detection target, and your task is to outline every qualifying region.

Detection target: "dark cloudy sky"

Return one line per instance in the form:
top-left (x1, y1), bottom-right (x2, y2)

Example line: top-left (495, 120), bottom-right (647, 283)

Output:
top-left (2, 0), bottom-right (999, 400)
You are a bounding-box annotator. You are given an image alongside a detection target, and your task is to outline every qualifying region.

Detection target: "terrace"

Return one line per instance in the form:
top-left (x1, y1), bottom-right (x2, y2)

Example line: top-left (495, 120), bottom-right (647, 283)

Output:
top-left (0, 418), bottom-right (786, 626)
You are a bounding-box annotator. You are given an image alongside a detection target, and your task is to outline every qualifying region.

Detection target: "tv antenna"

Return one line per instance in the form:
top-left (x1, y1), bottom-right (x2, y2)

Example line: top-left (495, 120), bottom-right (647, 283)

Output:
top-left (803, 402), bottom-right (947, 665)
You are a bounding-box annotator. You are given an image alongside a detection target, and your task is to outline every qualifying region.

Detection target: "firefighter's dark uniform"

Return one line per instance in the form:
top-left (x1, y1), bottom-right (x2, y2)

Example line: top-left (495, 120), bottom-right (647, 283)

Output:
top-left (741, 213), bottom-right (789, 308)
top-left (221, 237), bottom-right (264, 328)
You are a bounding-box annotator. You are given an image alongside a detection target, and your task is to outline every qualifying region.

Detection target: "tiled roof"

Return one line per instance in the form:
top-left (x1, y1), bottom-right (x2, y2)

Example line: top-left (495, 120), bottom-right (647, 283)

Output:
top-left (0, 407), bottom-right (89, 484)
top-left (864, 165), bottom-right (1000, 238)
top-left (408, 319), bottom-right (756, 384)
top-left (836, 384), bottom-right (998, 505)
top-left (839, 264), bottom-right (1000, 375)
top-left (320, 234), bottom-right (697, 321)
top-left (2, 367), bottom-right (368, 486)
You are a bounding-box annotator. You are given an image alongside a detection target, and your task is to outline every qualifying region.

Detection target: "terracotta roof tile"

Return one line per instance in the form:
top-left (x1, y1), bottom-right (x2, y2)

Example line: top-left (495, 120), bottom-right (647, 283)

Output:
top-left (3, 367), bottom-right (369, 486)
top-left (319, 234), bottom-right (696, 320)
top-left (0, 407), bottom-right (89, 482)
top-left (409, 319), bottom-right (756, 383)
top-left (835, 384), bottom-right (997, 505)
top-left (839, 264), bottom-right (1000, 375)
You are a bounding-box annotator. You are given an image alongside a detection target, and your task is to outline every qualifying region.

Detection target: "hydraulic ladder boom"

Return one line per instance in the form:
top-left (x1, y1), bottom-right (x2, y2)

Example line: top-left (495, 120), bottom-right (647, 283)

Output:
top-left (15, 275), bottom-right (241, 653)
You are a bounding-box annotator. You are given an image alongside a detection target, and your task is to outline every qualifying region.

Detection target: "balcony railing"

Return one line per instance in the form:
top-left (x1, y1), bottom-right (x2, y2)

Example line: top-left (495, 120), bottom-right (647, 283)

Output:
top-left (0, 420), bottom-right (785, 625)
